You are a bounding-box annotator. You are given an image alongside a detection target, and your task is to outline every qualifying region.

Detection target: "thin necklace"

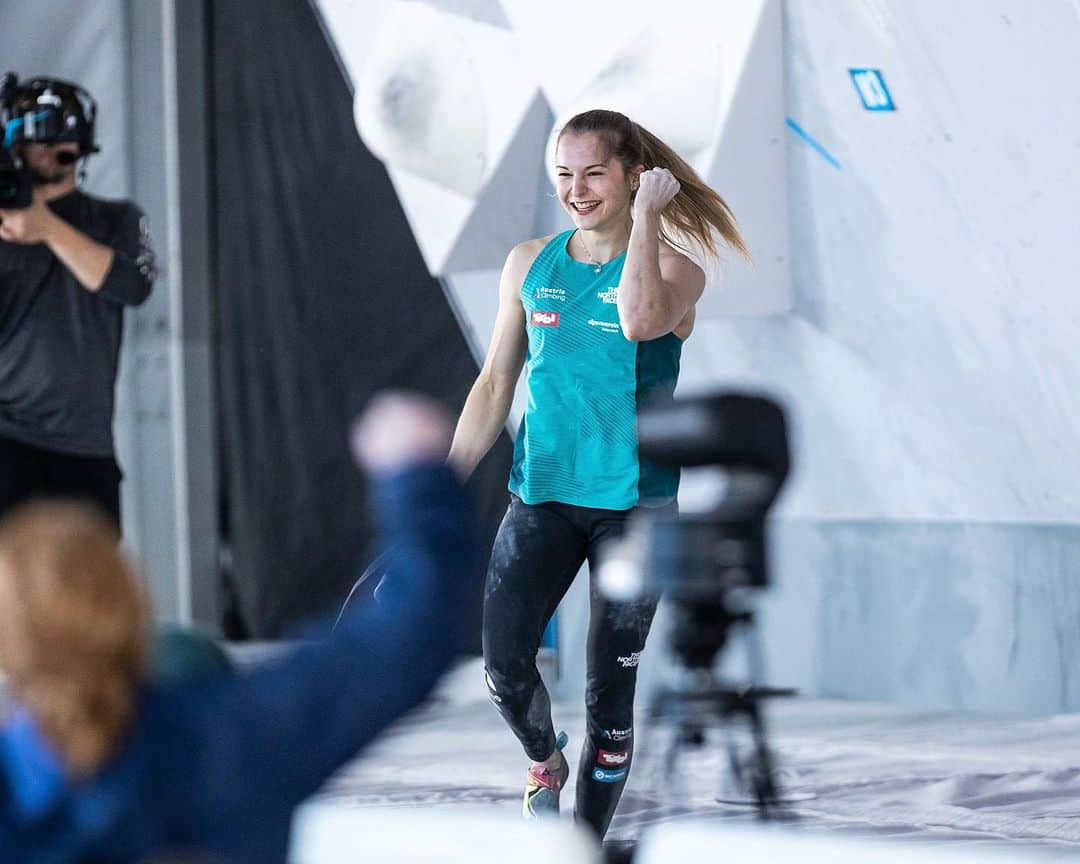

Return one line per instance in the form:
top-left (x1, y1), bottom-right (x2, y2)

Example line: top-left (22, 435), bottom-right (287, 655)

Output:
top-left (577, 231), bottom-right (603, 274)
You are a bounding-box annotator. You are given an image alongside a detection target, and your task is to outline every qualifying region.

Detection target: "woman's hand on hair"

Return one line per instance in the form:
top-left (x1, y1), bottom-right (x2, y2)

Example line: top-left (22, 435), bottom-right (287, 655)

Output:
top-left (632, 167), bottom-right (680, 221)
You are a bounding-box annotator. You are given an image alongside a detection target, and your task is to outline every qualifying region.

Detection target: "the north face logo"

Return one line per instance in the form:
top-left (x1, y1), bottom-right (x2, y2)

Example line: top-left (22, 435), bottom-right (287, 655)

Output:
top-left (531, 311), bottom-right (560, 327)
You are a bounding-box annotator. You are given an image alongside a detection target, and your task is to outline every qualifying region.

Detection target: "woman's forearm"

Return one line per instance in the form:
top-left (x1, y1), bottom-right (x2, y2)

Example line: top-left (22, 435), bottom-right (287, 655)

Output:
top-left (448, 373), bottom-right (516, 479)
top-left (617, 213), bottom-right (674, 341)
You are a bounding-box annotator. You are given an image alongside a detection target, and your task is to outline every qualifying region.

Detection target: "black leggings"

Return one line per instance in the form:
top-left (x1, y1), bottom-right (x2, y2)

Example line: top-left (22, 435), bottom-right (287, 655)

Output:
top-left (482, 495), bottom-right (658, 839)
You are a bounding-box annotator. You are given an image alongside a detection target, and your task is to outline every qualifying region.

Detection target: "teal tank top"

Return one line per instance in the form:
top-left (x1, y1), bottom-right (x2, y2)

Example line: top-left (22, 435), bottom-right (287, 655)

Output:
top-left (509, 230), bottom-right (682, 510)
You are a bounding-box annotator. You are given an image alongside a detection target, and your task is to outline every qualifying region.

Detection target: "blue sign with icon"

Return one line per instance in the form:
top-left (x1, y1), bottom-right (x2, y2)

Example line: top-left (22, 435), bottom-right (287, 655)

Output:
top-left (849, 69), bottom-right (895, 111)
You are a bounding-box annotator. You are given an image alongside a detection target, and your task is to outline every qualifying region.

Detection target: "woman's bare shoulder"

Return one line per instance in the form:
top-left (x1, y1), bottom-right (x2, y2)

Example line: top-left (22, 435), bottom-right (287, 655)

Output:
top-left (505, 235), bottom-right (557, 276)
top-left (514, 235), bottom-right (556, 258)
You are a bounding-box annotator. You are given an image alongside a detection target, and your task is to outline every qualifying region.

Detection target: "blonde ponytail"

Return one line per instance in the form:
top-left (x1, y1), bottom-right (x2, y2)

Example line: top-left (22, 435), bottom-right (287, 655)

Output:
top-left (635, 124), bottom-right (749, 260)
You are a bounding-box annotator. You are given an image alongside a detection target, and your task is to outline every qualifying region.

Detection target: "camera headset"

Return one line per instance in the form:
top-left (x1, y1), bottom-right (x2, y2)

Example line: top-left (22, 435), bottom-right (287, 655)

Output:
top-left (1, 72), bottom-right (99, 177)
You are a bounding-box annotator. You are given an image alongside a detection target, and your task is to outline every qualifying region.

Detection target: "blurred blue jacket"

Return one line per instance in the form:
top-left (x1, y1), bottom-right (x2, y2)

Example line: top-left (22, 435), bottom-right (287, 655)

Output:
top-left (0, 463), bottom-right (476, 863)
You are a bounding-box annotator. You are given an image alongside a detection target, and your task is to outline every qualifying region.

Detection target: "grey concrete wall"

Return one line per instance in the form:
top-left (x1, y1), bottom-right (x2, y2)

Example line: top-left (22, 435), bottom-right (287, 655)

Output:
top-left (763, 520), bottom-right (1080, 713)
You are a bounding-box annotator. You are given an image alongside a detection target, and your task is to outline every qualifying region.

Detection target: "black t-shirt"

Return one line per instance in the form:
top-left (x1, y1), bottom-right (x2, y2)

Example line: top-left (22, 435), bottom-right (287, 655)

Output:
top-left (0, 190), bottom-right (156, 456)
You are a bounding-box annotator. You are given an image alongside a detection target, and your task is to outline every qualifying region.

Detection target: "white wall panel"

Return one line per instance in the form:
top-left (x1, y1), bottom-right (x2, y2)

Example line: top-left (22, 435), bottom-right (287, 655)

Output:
top-left (736, 0), bottom-right (1080, 523)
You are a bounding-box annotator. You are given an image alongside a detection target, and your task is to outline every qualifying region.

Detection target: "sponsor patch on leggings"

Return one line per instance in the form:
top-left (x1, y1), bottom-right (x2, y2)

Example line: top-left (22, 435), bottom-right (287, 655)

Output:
top-left (592, 767), bottom-right (628, 783)
top-left (598, 749), bottom-right (628, 767)
top-left (602, 727), bottom-right (632, 742)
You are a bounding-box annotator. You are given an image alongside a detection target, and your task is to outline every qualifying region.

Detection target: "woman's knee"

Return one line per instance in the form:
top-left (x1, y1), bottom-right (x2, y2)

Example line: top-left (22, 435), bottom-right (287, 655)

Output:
top-left (482, 659), bottom-right (541, 712)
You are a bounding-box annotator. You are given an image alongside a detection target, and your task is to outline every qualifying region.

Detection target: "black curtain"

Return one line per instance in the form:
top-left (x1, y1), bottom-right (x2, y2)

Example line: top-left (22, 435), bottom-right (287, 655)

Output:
top-left (209, 0), bottom-right (512, 640)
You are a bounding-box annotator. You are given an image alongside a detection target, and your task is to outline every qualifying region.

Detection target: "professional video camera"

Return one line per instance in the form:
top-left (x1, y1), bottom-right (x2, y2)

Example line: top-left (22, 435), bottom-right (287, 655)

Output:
top-left (602, 392), bottom-right (792, 816)
top-left (0, 72), bottom-right (99, 210)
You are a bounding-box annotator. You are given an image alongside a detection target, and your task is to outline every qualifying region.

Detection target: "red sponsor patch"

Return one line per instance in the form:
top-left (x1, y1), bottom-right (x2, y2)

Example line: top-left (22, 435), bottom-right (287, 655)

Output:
top-left (598, 749), bottom-right (629, 767)
top-left (531, 310), bottom-right (560, 327)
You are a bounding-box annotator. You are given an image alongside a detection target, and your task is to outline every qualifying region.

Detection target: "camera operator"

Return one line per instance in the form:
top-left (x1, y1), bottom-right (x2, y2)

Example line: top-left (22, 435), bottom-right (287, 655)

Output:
top-left (0, 75), bottom-right (155, 530)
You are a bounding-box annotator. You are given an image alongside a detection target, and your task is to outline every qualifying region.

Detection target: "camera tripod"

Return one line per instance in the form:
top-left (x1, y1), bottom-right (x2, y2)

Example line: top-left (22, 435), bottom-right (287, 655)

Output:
top-left (646, 596), bottom-right (795, 818)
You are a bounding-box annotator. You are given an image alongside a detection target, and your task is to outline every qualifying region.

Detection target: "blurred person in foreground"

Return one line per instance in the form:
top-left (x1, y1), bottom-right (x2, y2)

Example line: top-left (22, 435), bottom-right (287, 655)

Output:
top-left (0, 392), bottom-right (475, 863)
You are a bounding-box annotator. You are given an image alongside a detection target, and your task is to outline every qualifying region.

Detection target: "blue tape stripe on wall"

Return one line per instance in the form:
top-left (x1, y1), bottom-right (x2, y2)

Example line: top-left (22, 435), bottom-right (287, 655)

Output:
top-left (785, 117), bottom-right (842, 170)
